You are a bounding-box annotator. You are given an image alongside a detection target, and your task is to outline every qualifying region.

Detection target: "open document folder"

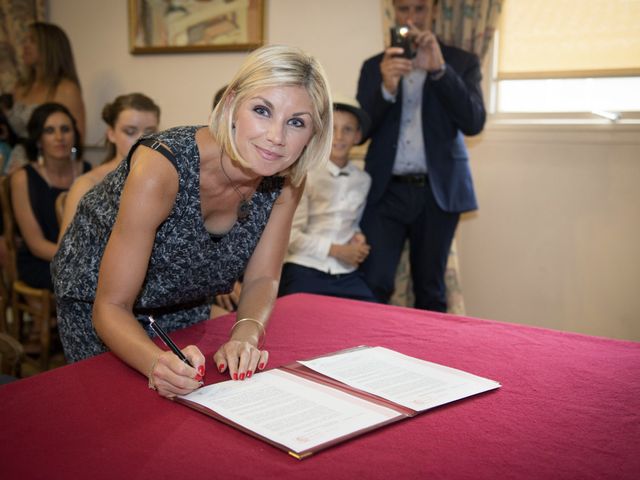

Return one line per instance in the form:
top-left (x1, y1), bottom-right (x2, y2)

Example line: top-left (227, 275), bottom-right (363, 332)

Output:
top-left (177, 346), bottom-right (501, 459)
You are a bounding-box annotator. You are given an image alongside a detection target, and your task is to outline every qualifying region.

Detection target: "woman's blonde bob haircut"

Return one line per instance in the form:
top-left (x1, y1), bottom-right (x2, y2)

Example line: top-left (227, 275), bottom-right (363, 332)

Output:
top-left (209, 44), bottom-right (332, 187)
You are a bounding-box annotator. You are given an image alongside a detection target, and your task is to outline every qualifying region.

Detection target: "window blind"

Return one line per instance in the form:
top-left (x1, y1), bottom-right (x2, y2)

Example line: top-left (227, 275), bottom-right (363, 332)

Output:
top-left (498, 0), bottom-right (640, 79)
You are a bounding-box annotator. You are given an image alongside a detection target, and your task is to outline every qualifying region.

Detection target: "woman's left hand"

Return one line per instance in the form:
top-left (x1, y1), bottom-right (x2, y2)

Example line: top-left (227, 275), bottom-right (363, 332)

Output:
top-left (213, 340), bottom-right (269, 381)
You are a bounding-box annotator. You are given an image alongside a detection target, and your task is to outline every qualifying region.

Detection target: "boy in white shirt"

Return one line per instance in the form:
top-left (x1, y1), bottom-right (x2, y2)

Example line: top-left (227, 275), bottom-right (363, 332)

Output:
top-left (278, 95), bottom-right (376, 302)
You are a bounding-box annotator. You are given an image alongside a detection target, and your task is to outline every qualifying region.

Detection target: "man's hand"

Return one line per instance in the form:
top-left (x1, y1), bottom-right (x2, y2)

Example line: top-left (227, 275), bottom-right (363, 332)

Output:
top-left (409, 20), bottom-right (445, 72)
top-left (380, 47), bottom-right (413, 95)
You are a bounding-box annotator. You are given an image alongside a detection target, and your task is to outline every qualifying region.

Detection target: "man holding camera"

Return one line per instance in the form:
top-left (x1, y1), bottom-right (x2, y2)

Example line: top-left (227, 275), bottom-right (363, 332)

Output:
top-left (356, 0), bottom-right (486, 312)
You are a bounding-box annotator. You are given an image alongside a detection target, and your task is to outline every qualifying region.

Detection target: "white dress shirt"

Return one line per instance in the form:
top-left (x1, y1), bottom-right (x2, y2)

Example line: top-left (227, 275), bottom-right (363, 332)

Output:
top-left (285, 160), bottom-right (371, 274)
top-left (381, 69), bottom-right (428, 175)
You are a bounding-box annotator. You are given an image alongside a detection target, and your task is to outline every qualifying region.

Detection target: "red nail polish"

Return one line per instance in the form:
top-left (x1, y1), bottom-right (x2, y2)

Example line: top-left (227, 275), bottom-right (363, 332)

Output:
top-left (239, 373), bottom-right (245, 380)
top-left (218, 363), bottom-right (225, 372)
top-left (259, 363), bottom-right (265, 370)
top-left (195, 374), bottom-right (203, 382)
top-left (233, 373), bottom-right (238, 380)
top-left (197, 365), bottom-right (205, 375)
top-left (246, 371), bottom-right (252, 378)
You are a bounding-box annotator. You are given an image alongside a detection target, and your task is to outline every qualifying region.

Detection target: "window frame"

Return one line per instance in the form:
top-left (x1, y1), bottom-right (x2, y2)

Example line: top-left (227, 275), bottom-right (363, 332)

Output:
top-left (485, 30), bottom-right (640, 128)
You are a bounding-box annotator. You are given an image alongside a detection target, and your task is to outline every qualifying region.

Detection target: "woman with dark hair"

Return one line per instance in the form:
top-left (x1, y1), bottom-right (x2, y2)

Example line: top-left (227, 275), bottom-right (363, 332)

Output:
top-left (10, 102), bottom-right (90, 290)
top-left (6, 22), bottom-right (85, 173)
top-left (59, 93), bottom-right (160, 237)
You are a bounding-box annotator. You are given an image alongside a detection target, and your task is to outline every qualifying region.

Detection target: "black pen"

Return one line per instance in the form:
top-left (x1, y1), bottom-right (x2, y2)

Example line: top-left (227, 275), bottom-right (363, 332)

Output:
top-left (147, 316), bottom-right (194, 368)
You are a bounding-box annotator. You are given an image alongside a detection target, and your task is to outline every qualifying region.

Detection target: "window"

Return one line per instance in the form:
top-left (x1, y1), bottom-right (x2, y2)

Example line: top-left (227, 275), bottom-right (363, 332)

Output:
top-left (494, 0), bottom-right (640, 116)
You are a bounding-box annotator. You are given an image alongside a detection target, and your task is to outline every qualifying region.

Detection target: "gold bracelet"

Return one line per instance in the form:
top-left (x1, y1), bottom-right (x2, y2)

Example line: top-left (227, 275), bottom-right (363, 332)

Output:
top-left (147, 355), bottom-right (160, 391)
top-left (230, 317), bottom-right (266, 349)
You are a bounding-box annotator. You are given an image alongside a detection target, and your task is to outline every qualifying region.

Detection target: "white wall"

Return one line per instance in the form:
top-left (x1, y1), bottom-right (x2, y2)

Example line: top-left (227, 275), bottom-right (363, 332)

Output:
top-left (50, 0), bottom-right (384, 146)
top-left (49, 0), bottom-right (640, 341)
top-left (462, 125), bottom-right (640, 341)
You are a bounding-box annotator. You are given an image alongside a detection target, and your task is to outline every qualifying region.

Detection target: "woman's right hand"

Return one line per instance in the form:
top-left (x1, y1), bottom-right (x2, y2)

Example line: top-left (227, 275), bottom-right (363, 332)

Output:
top-left (147, 345), bottom-right (206, 399)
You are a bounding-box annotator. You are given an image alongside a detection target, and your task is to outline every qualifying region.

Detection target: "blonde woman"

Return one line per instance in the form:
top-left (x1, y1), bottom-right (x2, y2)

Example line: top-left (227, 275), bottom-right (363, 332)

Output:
top-left (52, 45), bottom-right (332, 399)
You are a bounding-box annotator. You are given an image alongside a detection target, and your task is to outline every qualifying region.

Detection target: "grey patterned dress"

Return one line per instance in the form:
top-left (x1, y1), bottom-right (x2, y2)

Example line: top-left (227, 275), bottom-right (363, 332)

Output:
top-left (52, 126), bottom-right (284, 362)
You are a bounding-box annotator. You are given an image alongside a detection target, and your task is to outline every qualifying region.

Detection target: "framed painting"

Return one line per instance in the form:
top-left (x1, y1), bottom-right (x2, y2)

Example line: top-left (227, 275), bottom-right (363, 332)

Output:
top-left (128, 0), bottom-right (264, 54)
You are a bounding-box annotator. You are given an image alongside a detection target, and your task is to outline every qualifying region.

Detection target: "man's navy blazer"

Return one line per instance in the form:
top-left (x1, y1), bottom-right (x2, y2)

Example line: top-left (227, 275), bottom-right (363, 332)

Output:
top-left (356, 42), bottom-right (486, 213)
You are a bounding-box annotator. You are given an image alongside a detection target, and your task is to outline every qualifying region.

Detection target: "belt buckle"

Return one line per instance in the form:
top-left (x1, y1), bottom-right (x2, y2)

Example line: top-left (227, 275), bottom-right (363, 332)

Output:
top-left (409, 174), bottom-right (426, 187)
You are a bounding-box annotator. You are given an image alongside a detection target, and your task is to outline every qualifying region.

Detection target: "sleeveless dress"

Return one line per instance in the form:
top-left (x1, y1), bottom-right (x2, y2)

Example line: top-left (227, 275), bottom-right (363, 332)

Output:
top-left (16, 162), bottom-right (91, 290)
top-left (52, 126), bottom-right (284, 363)
top-left (7, 101), bottom-right (37, 138)
top-left (5, 102), bottom-right (38, 173)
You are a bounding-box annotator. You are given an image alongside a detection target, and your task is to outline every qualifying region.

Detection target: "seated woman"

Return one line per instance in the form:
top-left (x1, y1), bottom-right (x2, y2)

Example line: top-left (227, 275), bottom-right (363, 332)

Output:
top-left (6, 22), bottom-right (85, 173)
top-left (52, 45), bottom-right (332, 399)
top-left (59, 93), bottom-right (160, 238)
top-left (10, 103), bottom-right (90, 290)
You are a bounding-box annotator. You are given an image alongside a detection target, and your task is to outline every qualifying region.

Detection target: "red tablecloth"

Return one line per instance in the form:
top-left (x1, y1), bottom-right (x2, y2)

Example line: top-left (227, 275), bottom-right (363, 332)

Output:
top-left (1, 293), bottom-right (639, 479)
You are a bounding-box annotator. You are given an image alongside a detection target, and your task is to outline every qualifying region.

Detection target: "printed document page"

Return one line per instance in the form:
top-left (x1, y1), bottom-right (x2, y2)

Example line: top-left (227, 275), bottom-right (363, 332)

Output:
top-left (180, 368), bottom-right (400, 453)
top-left (299, 346), bottom-right (500, 411)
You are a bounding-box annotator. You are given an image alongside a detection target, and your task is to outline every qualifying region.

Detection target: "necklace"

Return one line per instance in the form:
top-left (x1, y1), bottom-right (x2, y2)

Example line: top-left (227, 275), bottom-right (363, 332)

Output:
top-left (219, 149), bottom-right (252, 220)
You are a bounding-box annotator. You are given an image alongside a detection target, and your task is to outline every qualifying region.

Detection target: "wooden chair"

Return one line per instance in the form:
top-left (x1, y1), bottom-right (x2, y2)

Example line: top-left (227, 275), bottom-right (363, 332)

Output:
top-left (0, 175), bottom-right (57, 371)
top-left (0, 332), bottom-right (24, 379)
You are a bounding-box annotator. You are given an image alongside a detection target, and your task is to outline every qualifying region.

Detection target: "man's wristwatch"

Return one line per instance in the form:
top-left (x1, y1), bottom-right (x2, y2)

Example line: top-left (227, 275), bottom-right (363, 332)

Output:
top-left (428, 64), bottom-right (447, 81)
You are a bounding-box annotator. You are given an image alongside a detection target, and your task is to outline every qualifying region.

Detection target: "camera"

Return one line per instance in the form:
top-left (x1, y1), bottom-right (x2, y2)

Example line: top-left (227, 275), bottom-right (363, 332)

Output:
top-left (390, 25), bottom-right (415, 58)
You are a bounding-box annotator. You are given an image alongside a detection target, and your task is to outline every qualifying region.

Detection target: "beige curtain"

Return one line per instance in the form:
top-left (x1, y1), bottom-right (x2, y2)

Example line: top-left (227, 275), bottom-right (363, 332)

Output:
top-left (390, 239), bottom-right (465, 315)
top-left (382, 0), bottom-right (503, 314)
top-left (435, 0), bottom-right (502, 63)
top-left (381, 0), bottom-right (503, 63)
top-left (0, 0), bottom-right (46, 94)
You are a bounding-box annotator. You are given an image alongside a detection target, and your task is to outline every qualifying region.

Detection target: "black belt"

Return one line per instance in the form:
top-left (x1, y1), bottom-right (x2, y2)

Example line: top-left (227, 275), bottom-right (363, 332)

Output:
top-left (392, 174), bottom-right (427, 186)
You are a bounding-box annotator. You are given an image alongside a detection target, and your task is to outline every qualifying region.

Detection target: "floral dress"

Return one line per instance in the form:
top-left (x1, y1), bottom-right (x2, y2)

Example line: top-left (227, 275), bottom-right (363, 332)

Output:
top-left (52, 126), bottom-right (283, 362)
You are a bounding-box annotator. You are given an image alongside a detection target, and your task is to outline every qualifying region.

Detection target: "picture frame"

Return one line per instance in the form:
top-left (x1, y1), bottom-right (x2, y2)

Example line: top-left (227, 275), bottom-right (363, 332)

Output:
top-left (128, 0), bottom-right (265, 54)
